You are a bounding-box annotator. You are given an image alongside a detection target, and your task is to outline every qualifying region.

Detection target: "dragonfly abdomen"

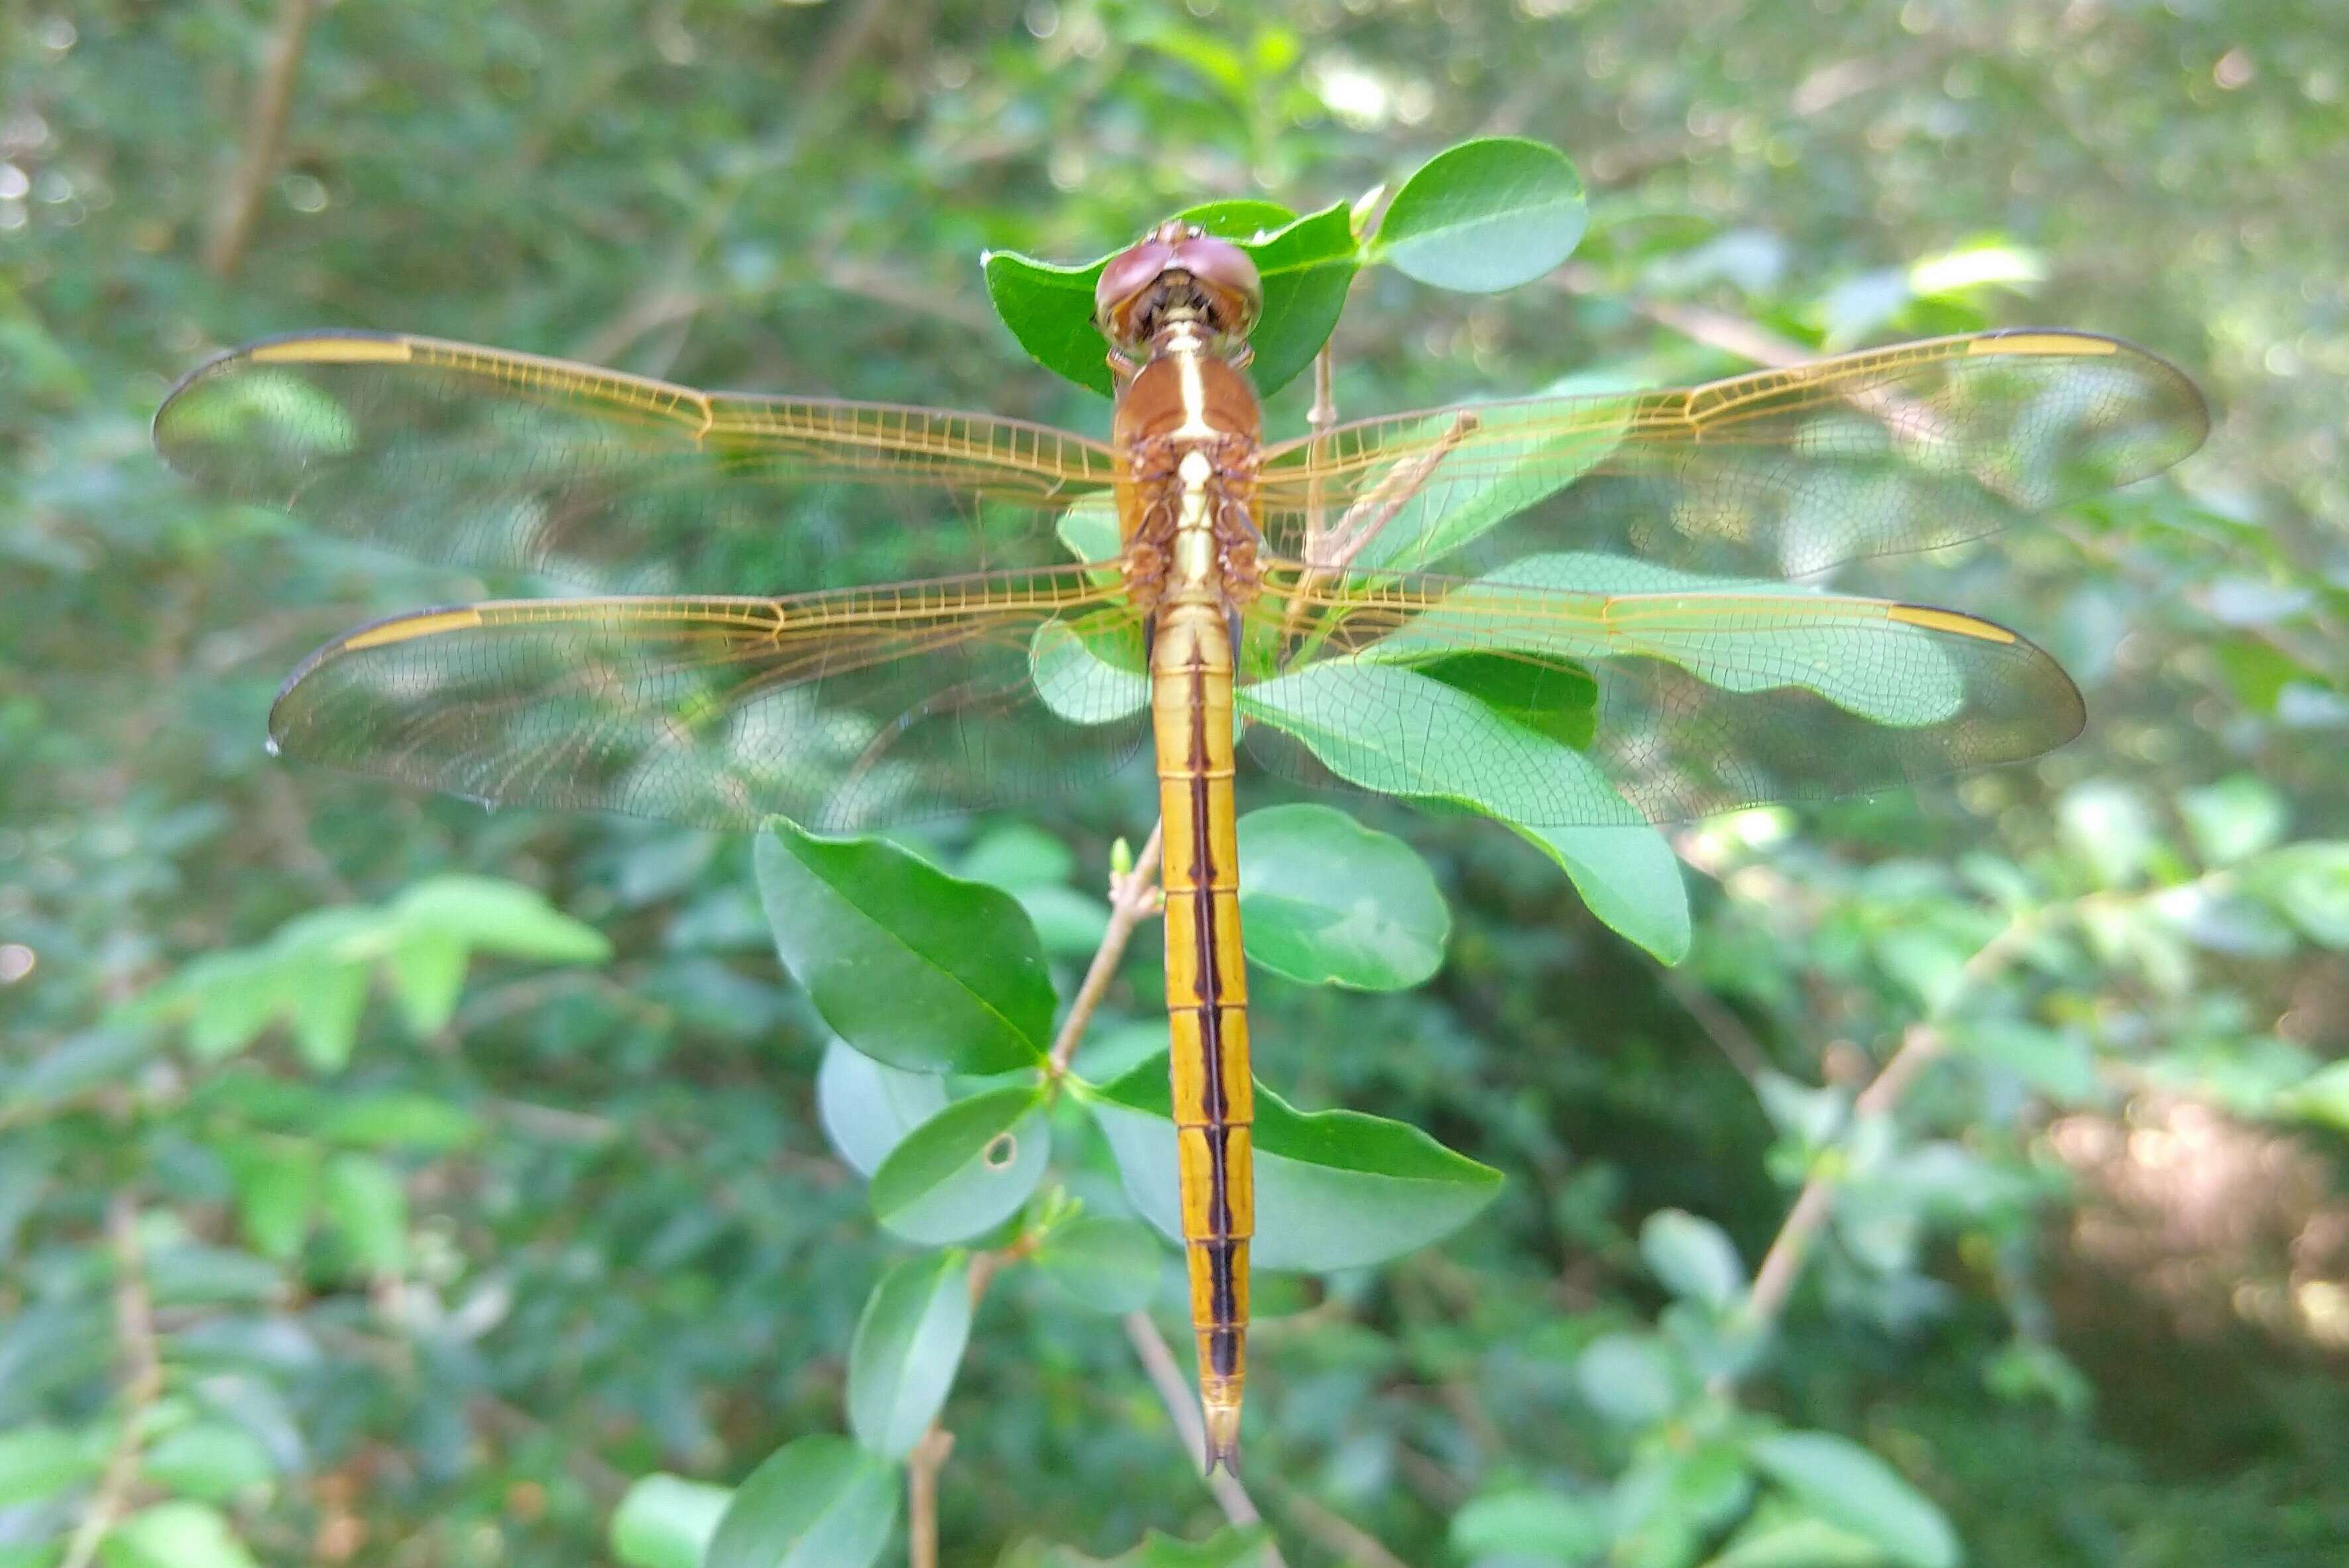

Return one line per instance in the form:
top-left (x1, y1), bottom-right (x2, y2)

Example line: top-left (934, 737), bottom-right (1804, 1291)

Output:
top-left (1151, 599), bottom-right (1255, 1474)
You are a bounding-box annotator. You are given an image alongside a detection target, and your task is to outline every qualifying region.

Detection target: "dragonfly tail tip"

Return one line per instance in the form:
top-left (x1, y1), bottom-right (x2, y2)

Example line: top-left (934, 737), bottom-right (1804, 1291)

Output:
top-left (1202, 1401), bottom-right (1242, 1475)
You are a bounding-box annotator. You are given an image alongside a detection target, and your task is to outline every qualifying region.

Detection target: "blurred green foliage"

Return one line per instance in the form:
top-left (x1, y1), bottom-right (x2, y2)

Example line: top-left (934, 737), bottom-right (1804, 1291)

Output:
top-left (5, 1), bottom-right (2348, 1565)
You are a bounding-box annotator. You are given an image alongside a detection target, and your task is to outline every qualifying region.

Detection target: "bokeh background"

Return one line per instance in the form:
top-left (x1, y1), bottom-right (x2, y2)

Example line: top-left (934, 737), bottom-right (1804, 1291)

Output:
top-left (5, 1), bottom-right (2348, 1564)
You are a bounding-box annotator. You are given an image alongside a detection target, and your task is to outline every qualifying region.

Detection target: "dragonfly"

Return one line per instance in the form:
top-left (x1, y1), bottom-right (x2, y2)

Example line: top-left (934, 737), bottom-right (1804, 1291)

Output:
top-left (155, 221), bottom-right (2206, 1471)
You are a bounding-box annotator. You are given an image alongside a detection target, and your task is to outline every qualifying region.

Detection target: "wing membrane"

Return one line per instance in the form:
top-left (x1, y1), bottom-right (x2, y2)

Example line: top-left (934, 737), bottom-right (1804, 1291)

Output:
top-left (1237, 561), bottom-right (2083, 825)
top-left (155, 331), bottom-right (1121, 594)
top-left (1257, 330), bottom-right (2206, 582)
top-left (270, 568), bottom-right (1151, 830)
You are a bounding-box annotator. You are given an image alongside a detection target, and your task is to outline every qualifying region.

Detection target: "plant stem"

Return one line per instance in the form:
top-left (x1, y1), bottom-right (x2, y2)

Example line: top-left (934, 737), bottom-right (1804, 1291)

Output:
top-left (61, 1196), bottom-right (163, 1568)
top-left (1046, 822), bottom-right (1165, 1078)
top-left (1121, 1313), bottom-right (1288, 1564)
top-left (905, 1426), bottom-right (956, 1568)
top-left (203, 0), bottom-right (318, 278)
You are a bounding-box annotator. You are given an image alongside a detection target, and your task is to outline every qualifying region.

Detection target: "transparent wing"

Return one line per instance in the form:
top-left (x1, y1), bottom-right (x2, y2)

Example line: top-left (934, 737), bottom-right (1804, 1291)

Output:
top-left (269, 568), bottom-right (1154, 832)
top-left (1234, 559), bottom-right (2083, 826)
top-left (1256, 330), bottom-right (2207, 583)
top-left (155, 331), bottom-right (1121, 594)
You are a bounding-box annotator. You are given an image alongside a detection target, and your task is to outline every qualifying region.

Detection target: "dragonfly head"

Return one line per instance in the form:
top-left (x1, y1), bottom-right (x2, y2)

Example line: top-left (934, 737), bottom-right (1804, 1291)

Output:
top-left (1094, 221), bottom-right (1261, 357)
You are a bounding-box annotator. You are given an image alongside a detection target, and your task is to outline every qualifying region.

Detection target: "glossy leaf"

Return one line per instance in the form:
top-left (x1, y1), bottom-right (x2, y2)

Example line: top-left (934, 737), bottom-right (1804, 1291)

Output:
top-left (1747, 1431), bottom-right (1961, 1568)
top-left (756, 822), bottom-right (1055, 1074)
top-left (0, 1425), bottom-right (100, 1507)
top-left (982, 199), bottom-right (1357, 396)
top-left (1034, 1216), bottom-right (1166, 1314)
top-left (1235, 805), bottom-right (1449, 989)
top-left (706, 1437), bottom-right (897, 1568)
top-left (1238, 664), bottom-right (1689, 962)
top-left (1372, 137), bottom-right (1586, 292)
top-left (1013, 1529), bottom-right (1276, 1568)
top-left (848, 1251), bottom-right (974, 1459)
top-left (101, 1501), bottom-right (259, 1568)
top-left (1450, 1489), bottom-right (1608, 1564)
top-left (612, 1475), bottom-right (734, 1568)
top-left (869, 1086), bottom-right (1051, 1245)
top-left (321, 1152), bottom-right (407, 1277)
top-left (1575, 1331), bottom-right (1680, 1424)
top-left (1640, 1209), bottom-right (1747, 1311)
top-left (2242, 842), bottom-right (2349, 948)
top-left (224, 1140), bottom-right (319, 1262)
top-left (1090, 1056), bottom-right (1500, 1270)
top-left (817, 1040), bottom-right (949, 1179)
top-left (142, 1422), bottom-right (274, 1504)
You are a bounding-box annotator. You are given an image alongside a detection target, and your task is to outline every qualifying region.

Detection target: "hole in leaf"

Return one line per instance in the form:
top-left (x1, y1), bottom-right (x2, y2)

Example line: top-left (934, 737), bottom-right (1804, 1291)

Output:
top-left (982, 1132), bottom-right (1018, 1170)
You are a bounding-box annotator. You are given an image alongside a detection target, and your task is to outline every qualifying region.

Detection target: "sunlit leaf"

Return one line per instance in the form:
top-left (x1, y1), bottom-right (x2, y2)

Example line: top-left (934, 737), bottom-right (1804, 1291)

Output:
top-left (848, 1251), bottom-right (974, 1460)
top-left (870, 1086), bottom-right (1051, 1245)
top-left (1034, 1216), bottom-right (1166, 1314)
top-left (818, 1040), bottom-right (949, 1180)
top-left (706, 1437), bottom-right (897, 1568)
top-left (612, 1475), bottom-right (733, 1568)
top-left (1236, 805), bottom-right (1449, 989)
top-left (757, 822), bottom-right (1055, 1074)
top-left (1090, 1056), bottom-right (1500, 1270)
top-left (1372, 137), bottom-right (1586, 292)
top-left (1747, 1431), bottom-right (1960, 1568)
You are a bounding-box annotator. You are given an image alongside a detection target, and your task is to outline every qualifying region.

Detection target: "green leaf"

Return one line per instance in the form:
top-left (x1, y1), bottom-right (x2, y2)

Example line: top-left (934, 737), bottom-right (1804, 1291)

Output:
top-left (1202, 199), bottom-right (1358, 395)
top-left (1747, 1431), bottom-right (1960, 1568)
top-left (869, 1086), bottom-right (1051, 1245)
top-left (1450, 1489), bottom-right (1608, 1564)
top-left (817, 1040), bottom-right (949, 1180)
top-left (0, 1426), bottom-right (101, 1507)
top-left (224, 1141), bottom-right (319, 1262)
top-left (1235, 805), bottom-right (1449, 989)
top-left (1010, 1529), bottom-right (1275, 1568)
top-left (1574, 1332), bottom-right (1680, 1424)
top-left (99, 1502), bottom-right (258, 1568)
top-left (2279, 1058), bottom-right (2349, 1133)
top-left (142, 1422), bottom-right (274, 1504)
top-left (392, 875), bottom-right (612, 964)
top-left (1372, 137), bottom-right (1587, 292)
top-left (757, 822), bottom-right (1055, 1074)
top-left (288, 962), bottom-right (367, 1070)
top-left (1703, 1511), bottom-right (1896, 1568)
top-left (982, 199), bottom-right (1357, 396)
top-left (387, 929), bottom-right (467, 1036)
top-left (847, 1251), bottom-right (974, 1459)
top-left (981, 249), bottom-right (1114, 396)
top-left (321, 1152), bottom-right (408, 1277)
top-left (1091, 1056), bottom-right (1500, 1270)
top-left (2242, 841), bottom-right (2349, 948)
top-left (1238, 663), bottom-right (1688, 962)
top-left (612, 1475), bottom-right (734, 1568)
top-left (1640, 1209), bottom-right (1747, 1311)
top-left (311, 1092), bottom-right (482, 1152)
top-left (2179, 775), bottom-right (2287, 865)
top-left (1034, 1217), bottom-right (1166, 1314)
top-left (706, 1437), bottom-right (897, 1568)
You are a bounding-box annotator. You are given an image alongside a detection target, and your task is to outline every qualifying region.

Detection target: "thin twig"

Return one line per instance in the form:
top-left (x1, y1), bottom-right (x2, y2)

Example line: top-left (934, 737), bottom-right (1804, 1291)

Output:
top-left (905, 1426), bottom-right (955, 1568)
top-left (62, 1197), bottom-right (164, 1568)
top-left (575, 0), bottom-right (891, 364)
top-left (1267, 1484), bottom-right (1415, 1568)
top-left (1046, 823), bottom-right (1165, 1078)
top-left (203, 0), bottom-right (319, 277)
top-left (1734, 913), bottom-right (2044, 1344)
top-left (1121, 1313), bottom-right (1288, 1564)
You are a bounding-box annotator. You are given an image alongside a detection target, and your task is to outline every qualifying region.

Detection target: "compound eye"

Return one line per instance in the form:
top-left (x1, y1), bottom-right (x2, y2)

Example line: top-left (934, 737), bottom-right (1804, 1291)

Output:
top-left (1170, 235), bottom-right (1262, 319)
top-left (1094, 239), bottom-right (1175, 333)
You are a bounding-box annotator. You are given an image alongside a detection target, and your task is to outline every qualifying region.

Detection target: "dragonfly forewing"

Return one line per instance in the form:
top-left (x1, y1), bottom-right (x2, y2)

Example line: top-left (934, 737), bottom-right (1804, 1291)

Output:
top-left (155, 331), bottom-right (1122, 596)
top-left (1256, 329), bottom-right (2208, 583)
